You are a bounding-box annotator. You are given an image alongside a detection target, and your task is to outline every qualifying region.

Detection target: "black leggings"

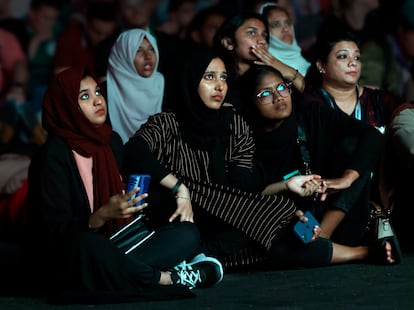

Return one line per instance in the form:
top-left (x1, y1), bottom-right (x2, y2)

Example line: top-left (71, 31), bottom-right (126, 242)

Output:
top-left (314, 170), bottom-right (371, 246)
top-left (268, 231), bottom-right (333, 267)
top-left (201, 228), bottom-right (333, 269)
top-left (129, 221), bottom-right (200, 271)
top-left (37, 221), bottom-right (200, 296)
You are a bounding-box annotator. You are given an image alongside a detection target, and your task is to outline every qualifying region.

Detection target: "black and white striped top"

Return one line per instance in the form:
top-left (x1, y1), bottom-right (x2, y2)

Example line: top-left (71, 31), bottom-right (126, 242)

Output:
top-left (129, 111), bottom-right (297, 266)
top-left (137, 111), bottom-right (256, 182)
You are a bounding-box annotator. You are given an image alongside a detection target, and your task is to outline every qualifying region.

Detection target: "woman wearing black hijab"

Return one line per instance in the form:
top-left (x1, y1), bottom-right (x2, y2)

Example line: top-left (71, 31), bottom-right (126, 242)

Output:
top-left (123, 48), bottom-right (323, 269)
top-left (24, 64), bottom-right (223, 304)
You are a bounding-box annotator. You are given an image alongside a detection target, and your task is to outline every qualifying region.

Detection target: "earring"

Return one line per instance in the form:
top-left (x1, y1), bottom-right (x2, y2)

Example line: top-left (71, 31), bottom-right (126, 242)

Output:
top-left (227, 45), bottom-right (233, 51)
top-left (319, 69), bottom-right (325, 74)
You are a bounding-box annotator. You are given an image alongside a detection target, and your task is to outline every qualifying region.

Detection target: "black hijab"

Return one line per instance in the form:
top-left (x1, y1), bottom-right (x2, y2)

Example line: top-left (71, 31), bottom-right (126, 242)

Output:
top-left (177, 47), bottom-right (232, 148)
top-left (177, 47), bottom-right (233, 184)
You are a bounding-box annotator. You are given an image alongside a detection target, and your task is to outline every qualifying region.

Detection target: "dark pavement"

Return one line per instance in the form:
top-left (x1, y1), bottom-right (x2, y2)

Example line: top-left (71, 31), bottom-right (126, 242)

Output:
top-left (1, 252), bottom-right (413, 309)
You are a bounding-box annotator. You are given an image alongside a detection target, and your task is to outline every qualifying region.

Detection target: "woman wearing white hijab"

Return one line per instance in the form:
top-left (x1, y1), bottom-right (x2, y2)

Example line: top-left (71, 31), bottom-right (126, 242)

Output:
top-left (107, 29), bottom-right (165, 144)
top-left (260, 3), bottom-right (310, 76)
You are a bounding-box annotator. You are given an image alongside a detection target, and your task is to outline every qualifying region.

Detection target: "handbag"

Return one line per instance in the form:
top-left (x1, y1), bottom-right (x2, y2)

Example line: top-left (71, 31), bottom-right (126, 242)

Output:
top-left (110, 212), bottom-right (155, 254)
top-left (368, 204), bottom-right (394, 238)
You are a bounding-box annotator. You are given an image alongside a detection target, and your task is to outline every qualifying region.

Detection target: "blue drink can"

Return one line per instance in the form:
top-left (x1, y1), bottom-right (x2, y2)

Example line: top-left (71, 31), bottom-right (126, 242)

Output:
top-left (126, 174), bottom-right (151, 206)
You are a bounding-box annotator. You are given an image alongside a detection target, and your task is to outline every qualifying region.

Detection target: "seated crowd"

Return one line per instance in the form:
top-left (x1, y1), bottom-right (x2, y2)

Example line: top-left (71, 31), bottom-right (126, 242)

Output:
top-left (0, 0), bottom-right (413, 305)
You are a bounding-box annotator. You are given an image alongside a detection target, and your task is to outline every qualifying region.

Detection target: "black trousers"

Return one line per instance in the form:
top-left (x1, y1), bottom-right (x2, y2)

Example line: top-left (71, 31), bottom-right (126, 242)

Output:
top-left (315, 170), bottom-right (372, 246)
top-left (201, 226), bottom-right (333, 269)
top-left (26, 221), bottom-right (200, 299)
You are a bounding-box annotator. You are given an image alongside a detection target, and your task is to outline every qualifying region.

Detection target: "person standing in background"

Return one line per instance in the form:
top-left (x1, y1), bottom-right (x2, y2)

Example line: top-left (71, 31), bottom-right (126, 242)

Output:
top-left (53, 1), bottom-right (118, 79)
top-left (359, 0), bottom-right (414, 102)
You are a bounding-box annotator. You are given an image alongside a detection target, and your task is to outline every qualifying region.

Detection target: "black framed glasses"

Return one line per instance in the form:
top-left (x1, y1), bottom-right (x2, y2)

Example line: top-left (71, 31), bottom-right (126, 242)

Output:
top-left (256, 83), bottom-right (291, 105)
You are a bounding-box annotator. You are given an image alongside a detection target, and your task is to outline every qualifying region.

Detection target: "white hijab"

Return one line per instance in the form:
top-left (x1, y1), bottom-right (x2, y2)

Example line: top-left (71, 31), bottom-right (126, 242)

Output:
top-left (107, 29), bottom-right (164, 144)
top-left (268, 33), bottom-right (311, 76)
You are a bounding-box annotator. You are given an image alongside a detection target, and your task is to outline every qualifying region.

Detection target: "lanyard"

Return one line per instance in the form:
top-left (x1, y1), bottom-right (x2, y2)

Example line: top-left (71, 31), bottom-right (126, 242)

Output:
top-left (320, 85), bottom-right (361, 120)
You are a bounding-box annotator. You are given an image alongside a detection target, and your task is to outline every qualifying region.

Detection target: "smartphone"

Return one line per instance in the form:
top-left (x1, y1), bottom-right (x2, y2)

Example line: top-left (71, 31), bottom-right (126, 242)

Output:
top-left (126, 174), bottom-right (151, 207)
top-left (293, 211), bottom-right (320, 244)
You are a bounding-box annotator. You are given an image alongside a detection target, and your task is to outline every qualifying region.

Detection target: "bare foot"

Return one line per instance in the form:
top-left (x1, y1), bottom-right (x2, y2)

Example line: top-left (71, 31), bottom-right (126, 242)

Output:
top-left (385, 241), bottom-right (396, 264)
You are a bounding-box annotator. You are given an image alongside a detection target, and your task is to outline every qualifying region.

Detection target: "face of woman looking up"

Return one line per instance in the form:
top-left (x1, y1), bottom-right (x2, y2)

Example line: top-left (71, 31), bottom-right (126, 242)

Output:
top-left (266, 8), bottom-right (294, 45)
top-left (318, 40), bottom-right (361, 88)
top-left (78, 75), bottom-right (107, 126)
top-left (254, 71), bottom-right (292, 128)
top-left (198, 57), bottom-right (228, 110)
top-left (134, 37), bottom-right (157, 77)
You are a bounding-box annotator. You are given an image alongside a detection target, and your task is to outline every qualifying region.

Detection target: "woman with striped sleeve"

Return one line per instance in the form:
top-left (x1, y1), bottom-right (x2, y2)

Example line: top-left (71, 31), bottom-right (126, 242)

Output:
top-left (124, 47), bottom-right (399, 268)
top-left (122, 47), bottom-right (338, 269)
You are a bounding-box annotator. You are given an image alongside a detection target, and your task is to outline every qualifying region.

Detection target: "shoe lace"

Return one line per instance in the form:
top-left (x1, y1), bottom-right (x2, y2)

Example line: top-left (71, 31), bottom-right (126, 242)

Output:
top-left (174, 261), bottom-right (202, 288)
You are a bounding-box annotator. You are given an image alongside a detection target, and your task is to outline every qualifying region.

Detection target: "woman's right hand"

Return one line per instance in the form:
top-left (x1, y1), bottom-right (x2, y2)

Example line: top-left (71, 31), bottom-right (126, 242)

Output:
top-left (89, 187), bottom-right (148, 229)
top-left (319, 169), bottom-right (360, 200)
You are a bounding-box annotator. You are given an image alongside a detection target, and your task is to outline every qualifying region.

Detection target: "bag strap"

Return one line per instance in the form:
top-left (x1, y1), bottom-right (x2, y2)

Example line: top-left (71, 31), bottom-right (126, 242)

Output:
top-left (296, 119), bottom-right (312, 175)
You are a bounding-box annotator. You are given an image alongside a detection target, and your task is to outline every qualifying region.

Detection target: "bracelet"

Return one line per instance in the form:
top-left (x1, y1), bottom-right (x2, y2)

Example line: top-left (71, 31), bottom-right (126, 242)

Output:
top-left (175, 195), bottom-right (191, 200)
top-left (283, 180), bottom-right (289, 191)
top-left (170, 179), bottom-right (182, 196)
top-left (291, 69), bottom-right (299, 82)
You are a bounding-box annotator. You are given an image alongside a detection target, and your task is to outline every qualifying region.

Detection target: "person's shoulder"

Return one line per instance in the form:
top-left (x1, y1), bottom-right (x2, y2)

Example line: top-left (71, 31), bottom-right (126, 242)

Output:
top-left (301, 88), bottom-right (323, 102)
top-left (149, 111), bottom-right (175, 120)
top-left (143, 111), bottom-right (178, 129)
top-left (30, 135), bottom-right (70, 169)
top-left (110, 131), bottom-right (123, 147)
top-left (0, 28), bottom-right (18, 41)
top-left (40, 135), bottom-right (69, 154)
top-left (361, 86), bottom-right (402, 106)
top-left (230, 107), bottom-right (252, 130)
top-left (391, 101), bottom-right (414, 122)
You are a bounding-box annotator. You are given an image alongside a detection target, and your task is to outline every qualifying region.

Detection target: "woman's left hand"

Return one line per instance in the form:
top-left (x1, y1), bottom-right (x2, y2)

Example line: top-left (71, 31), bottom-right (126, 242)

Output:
top-left (169, 184), bottom-right (194, 223)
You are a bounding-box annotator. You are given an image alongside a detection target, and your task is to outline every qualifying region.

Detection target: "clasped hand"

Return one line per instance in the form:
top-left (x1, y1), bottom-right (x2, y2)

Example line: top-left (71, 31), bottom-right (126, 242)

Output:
top-left (286, 174), bottom-right (327, 198)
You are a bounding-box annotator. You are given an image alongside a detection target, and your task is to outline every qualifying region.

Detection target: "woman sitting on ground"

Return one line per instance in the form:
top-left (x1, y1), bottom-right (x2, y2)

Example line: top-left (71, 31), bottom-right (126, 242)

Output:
top-left (239, 64), bottom-right (399, 265)
top-left (23, 64), bottom-right (222, 304)
top-left (123, 47), bottom-right (397, 271)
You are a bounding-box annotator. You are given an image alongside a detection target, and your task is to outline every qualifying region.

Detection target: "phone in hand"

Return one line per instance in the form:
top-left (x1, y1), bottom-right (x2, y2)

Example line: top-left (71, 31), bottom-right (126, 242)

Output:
top-left (293, 211), bottom-right (320, 244)
top-left (126, 174), bottom-right (151, 207)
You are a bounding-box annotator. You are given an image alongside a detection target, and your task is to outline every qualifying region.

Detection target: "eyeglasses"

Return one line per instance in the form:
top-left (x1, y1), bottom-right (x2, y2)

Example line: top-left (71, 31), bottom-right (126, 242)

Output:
top-left (256, 83), bottom-right (291, 104)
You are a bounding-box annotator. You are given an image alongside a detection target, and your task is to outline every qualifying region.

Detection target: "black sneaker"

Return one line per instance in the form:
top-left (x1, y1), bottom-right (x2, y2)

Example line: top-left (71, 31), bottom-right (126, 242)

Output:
top-left (171, 253), bottom-right (224, 289)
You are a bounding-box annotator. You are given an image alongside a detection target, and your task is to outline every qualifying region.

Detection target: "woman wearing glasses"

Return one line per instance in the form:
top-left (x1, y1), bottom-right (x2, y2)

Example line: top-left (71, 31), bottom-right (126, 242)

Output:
top-left (213, 13), bottom-right (305, 112)
top-left (239, 64), bottom-right (400, 264)
top-left (123, 47), bottom-right (343, 270)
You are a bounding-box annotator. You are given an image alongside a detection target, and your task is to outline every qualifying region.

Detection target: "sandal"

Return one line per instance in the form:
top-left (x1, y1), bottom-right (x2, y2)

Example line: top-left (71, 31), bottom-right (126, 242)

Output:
top-left (369, 215), bottom-right (401, 265)
top-left (369, 235), bottom-right (401, 265)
